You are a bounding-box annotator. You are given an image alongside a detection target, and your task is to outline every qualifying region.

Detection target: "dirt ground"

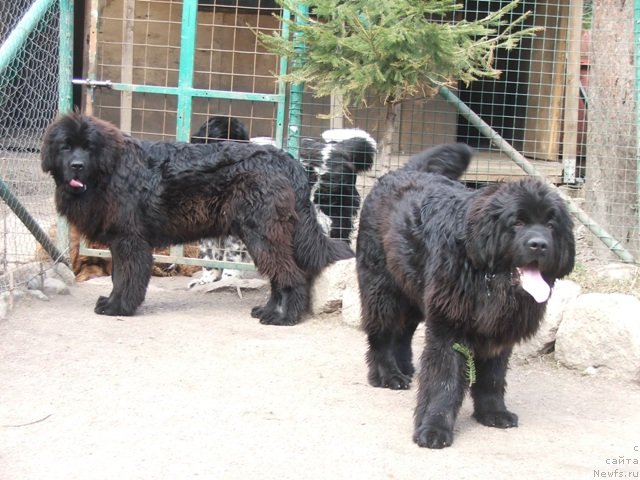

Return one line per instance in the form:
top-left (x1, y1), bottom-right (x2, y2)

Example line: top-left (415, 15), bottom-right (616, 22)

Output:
top-left (1, 275), bottom-right (640, 480)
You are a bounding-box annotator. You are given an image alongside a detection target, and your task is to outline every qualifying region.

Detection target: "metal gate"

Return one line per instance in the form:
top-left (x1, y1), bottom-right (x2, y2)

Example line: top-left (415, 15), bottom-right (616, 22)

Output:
top-left (68, 0), bottom-right (294, 273)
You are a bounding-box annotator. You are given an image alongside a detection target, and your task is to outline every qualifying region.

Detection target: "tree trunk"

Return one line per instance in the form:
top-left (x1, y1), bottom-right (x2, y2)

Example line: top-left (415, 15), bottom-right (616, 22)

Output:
top-left (377, 102), bottom-right (401, 172)
top-left (584, 0), bottom-right (639, 261)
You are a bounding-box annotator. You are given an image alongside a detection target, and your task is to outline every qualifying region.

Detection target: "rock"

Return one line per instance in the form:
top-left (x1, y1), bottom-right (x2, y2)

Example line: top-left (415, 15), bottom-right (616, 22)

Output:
top-left (310, 258), bottom-right (356, 315)
top-left (341, 280), bottom-right (361, 328)
top-left (555, 293), bottom-right (640, 382)
top-left (595, 263), bottom-right (639, 283)
top-left (26, 275), bottom-right (44, 291)
top-left (27, 289), bottom-right (49, 301)
top-left (51, 263), bottom-right (76, 285)
top-left (514, 279), bottom-right (582, 358)
top-left (0, 295), bottom-right (8, 321)
top-left (42, 277), bottom-right (71, 296)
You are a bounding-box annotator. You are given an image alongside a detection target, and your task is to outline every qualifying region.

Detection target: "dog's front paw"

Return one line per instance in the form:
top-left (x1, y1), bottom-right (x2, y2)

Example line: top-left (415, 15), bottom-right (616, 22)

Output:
top-left (95, 296), bottom-right (110, 310)
top-left (413, 425), bottom-right (454, 449)
top-left (94, 297), bottom-right (135, 316)
top-left (473, 410), bottom-right (518, 429)
top-left (250, 305), bottom-right (265, 319)
top-left (368, 368), bottom-right (412, 390)
top-left (258, 311), bottom-right (297, 326)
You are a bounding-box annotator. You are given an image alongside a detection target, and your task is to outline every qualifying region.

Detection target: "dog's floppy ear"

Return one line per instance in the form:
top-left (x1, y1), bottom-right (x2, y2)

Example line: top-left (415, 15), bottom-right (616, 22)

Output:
top-left (551, 198), bottom-right (576, 278)
top-left (464, 186), bottom-right (508, 271)
top-left (41, 115), bottom-right (69, 174)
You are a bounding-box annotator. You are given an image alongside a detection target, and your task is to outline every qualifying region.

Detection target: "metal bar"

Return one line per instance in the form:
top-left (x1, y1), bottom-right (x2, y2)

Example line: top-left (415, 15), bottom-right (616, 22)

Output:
top-left (58, 0), bottom-right (74, 113)
top-left (285, 7), bottom-right (307, 157)
top-left (0, 0), bottom-right (56, 75)
top-left (56, 0), bottom-right (75, 261)
top-left (175, 0), bottom-right (198, 142)
top-left (0, 179), bottom-right (68, 266)
top-left (438, 85), bottom-right (637, 264)
top-left (275, 8), bottom-right (292, 149)
top-left (107, 82), bottom-right (282, 102)
top-left (81, 248), bottom-right (255, 271)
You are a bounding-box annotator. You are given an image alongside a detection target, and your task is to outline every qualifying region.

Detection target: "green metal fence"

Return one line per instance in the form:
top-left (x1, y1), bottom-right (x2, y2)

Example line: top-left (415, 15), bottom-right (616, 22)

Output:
top-left (77, 0), bottom-right (291, 272)
top-left (0, 0), bottom-right (67, 291)
top-left (0, 0), bottom-right (638, 294)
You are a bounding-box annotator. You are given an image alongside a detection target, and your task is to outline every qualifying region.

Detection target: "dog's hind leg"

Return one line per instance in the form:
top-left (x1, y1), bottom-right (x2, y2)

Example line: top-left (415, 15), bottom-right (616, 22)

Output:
top-left (471, 349), bottom-right (518, 429)
top-left (363, 301), bottom-right (421, 390)
top-left (238, 212), bottom-right (308, 326)
top-left (94, 237), bottom-right (153, 316)
top-left (252, 281), bottom-right (308, 326)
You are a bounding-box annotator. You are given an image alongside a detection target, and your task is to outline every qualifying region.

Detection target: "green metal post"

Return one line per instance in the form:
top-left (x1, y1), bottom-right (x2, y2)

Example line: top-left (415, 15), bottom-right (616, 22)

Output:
top-left (176, 0), bottom-right (198, 142)
top-left (0, 179), bottom-right (68, 266)
top-left (57, 0), bottom-right (74, 260)
top-left (275, 8), bottom-right (291, 149)
top-left (285, 7), bottom-right (307, 157)
top-left (439, 85), bottom-right (636, 263)
top-left (0, 0), bottom-right (56, 75)
top-left (58, 0), bottom-right (74, 113)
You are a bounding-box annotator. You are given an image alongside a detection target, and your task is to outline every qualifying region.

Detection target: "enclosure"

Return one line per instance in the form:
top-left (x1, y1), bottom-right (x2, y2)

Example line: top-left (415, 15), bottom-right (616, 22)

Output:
top-left (0, 0), bottom-right (638, 293)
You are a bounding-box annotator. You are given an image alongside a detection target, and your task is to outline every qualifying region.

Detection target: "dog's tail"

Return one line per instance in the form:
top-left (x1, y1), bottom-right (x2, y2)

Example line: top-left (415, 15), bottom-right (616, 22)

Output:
top-left (321, 129), bottom-right (377, 173)
top-left (190, 116), bottom-right (249, 143)
top-left (403, 143), bottom-right (474, 180)
top-left (293, 203), bottom-right (355, 275)
top-left (285, 163), bottom-right (354, 274)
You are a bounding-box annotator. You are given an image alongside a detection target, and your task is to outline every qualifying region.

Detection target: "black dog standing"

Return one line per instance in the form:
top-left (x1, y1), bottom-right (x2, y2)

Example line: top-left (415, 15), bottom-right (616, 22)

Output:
top-left (356, 144), bottom-right (575, 448)
top-left (41, 113), bottom-right (353, 324)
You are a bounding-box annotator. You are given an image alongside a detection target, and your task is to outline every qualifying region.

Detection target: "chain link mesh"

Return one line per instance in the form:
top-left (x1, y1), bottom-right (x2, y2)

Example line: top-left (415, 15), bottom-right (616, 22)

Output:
top-left (0, 0), bottom-right (60, 290)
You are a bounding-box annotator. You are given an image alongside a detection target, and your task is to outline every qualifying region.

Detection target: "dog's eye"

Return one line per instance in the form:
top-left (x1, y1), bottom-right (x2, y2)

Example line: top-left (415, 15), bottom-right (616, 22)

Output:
top-left (60, 142), bottom-right (71, 151)
top-left (546, 222), bottom-right (554, 230)
top-left (514, 220), bottom-right (525, 228)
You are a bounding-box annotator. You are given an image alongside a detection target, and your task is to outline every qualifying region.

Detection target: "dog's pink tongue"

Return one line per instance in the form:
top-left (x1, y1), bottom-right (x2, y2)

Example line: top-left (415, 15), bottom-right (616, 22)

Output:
top-left (69, 179), bottom-right (84, 188)
top-left (519, 265), bottom-right (550, 303)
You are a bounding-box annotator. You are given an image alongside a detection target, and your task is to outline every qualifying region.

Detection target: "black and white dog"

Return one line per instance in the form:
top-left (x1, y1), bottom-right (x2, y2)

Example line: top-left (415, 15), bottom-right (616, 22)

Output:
top-left (188, 116), bottom-right (376, 285)
top-left (300, 129), bottom-right (376, 240)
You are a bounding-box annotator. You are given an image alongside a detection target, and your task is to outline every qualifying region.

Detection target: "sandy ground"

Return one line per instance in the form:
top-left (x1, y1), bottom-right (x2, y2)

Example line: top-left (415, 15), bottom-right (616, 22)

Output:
top-left (1, 276), bottom-right (640, 480)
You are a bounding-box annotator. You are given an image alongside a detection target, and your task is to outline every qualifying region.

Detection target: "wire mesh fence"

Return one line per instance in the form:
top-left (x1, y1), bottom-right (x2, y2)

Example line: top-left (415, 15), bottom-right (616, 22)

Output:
top-left (0, 0), bottom-right (61, 291)
top-left (0, 0), bottom-right (638, 295)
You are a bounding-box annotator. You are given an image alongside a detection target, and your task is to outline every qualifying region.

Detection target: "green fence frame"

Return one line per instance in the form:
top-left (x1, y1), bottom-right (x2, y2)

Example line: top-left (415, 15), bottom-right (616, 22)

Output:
top-left (0, 0), bottom-right (69, 266)
top-left (65, 0), bottom-right (293, 271)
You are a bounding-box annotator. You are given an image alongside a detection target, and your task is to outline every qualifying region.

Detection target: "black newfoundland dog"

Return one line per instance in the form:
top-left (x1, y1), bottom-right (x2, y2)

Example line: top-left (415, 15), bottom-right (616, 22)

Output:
top-left (356, 144), bottom-right (575, 448)
top-left (41, 113), bottom-right (353, 324)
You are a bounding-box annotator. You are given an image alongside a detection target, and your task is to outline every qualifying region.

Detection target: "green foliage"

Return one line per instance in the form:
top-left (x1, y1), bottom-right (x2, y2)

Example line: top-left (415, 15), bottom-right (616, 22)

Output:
top-left (452, 342), bottom-right (476, 386)
top-left (258, 0), bottom-right (539, 110)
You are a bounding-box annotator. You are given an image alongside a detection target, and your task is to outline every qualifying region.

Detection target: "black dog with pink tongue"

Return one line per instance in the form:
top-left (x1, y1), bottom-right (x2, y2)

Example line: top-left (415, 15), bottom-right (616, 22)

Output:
top-left (356, 143), bottom-right (575, 448)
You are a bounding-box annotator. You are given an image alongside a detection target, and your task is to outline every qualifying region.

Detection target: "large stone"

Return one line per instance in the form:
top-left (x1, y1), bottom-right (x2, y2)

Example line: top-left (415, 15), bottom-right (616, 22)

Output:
top-left (341, 280), bottom-right (361, 329)
top-left (555, 293), bottom-right (640, 382)
top-left (50, 263), bottom-right (76, 285)
top-left (42, 277), bottom-right (71, 296)
top-left (310, 258), bottom-right (356, 315)
top-left (514, 279), bottom-right (582, 358)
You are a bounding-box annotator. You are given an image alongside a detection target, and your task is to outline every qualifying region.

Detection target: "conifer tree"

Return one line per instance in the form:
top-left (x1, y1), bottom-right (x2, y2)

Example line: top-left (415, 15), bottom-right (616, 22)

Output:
top-left (258, 0), bottom-right (538, 169)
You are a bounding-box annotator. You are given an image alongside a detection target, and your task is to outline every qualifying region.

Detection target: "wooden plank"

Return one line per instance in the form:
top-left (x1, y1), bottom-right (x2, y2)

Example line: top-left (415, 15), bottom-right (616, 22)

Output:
top-left (562, 0), bottom-right (585, 183)
top-left (522, 1), bottom-right (568, 161)
top-left (120, 0), bottom-right (135, 133)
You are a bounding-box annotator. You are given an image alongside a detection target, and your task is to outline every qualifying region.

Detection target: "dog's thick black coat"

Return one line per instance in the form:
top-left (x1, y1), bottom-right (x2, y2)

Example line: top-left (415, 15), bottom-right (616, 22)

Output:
top-left (356, 143), bottom-right (575, 448)
top-left (41, 113), bottom-right (353, 324)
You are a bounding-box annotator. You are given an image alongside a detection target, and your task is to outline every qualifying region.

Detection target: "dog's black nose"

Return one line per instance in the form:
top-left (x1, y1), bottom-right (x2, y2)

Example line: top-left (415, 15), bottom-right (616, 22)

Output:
top-left (70, 160), bottom-right (84, 171)
top-left (527, 237), bottom-right (548, 253)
